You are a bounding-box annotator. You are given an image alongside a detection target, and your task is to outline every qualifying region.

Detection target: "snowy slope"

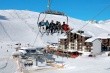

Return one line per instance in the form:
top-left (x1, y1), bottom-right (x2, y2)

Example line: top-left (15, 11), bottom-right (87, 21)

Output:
top-left (0, 10), bottom-right (110, 45)
top-left (0, 10), bottom-right (46, 47)
top-left (0, 10), bottom-right (86, 45)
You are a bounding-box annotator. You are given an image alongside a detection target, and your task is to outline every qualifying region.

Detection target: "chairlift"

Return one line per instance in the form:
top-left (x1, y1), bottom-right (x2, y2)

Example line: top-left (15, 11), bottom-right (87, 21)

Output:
top-left (37, 0), bottom-right (68, 23)
top-left (37, 10), bottom-right (68, 24)
top-left (37, 0), bottom-right (69, 35)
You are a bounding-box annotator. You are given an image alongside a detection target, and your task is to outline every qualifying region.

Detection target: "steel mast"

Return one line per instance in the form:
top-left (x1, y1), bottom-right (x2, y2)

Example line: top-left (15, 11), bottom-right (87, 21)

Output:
top-left (47, 0), bottom-right (51, 11)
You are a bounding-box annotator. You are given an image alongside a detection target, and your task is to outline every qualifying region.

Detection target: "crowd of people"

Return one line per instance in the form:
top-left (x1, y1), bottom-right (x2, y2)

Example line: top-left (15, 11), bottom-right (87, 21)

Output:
top-left (38, 20), bottom-right (70, 35)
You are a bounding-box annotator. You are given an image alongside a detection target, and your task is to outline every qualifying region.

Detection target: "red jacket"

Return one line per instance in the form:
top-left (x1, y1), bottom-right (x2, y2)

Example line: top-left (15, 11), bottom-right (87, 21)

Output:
top-left (62, 24), bottom-right (70, 31)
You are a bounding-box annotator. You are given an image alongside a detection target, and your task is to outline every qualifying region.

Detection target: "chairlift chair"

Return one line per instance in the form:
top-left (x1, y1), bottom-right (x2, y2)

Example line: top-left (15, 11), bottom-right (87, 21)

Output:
top-left (37, 10), bottom-right (68, 26)
top-left (37, 0), bottom-right (71, 36)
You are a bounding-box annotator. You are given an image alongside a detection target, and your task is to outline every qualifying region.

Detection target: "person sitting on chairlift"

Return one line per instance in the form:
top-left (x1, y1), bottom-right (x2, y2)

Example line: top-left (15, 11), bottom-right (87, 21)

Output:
top-left (49, 20), bottom-right (55, 35)
top-left (38, 20), bottom-right (45, 30)
top-left (55, 21), bottom-right (59, 33)
top-left (57, 21), bottom-right (62, 33)
top-left (44, 20), bottom-right (49, 32)
top-left (62, 22), bottom-right (70, 33)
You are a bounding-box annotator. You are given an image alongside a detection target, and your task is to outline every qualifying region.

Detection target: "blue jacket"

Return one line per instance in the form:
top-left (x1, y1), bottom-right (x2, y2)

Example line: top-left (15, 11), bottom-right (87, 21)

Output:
top-left (44, 21), bottom-right (49, 27)
top-left (39, 21), bottom-right (45, 26)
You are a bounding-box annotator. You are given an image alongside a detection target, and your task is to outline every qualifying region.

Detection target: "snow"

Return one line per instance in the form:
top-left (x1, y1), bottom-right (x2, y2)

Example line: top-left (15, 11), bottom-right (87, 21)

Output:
top-left (0, 10), bottom-right (110, 43)
top-left (66, 49), bottom-right (77, 52)
top-left (85, 37), bottom-right (98, 42)
top-left (32, 55), bottom-right (110, 73)
top-left (20, 47), bottom-right (36, 50)
top-left (0, 42), bottom-right (17, 73)
top-left (97, 33), bottom-right (110, 39)
top-left (0, 10), bottom-right (110, 73)
top-left (58, 34), bottom-right (67, 39)
top-left (0, 10), bottom-right (46, 47)
top-left (75, 32), bottom-right (92, 37)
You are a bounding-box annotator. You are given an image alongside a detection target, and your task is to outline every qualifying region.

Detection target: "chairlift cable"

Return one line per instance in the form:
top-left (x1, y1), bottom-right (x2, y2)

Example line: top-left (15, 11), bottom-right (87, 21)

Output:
top-left (32, 31), bottom-right (40, 47)
top-left (79, 4), bottom-right (110, 31)
top-left (5, 10), bottom-right (41, 46)
top-left (71, 5), bottom-right (110, 55)
top-left (32, 12), bottom-right (48, 46)
top-left (11, 10), bottom-right (46, 47)
top-left (10, 10), bottom-right (45, 46)
top-left (11, 10), bottom-right (37, 34)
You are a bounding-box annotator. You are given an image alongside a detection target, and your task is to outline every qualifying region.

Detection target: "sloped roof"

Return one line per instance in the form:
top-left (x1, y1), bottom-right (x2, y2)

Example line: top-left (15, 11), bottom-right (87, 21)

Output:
top-left (85, 37), bottom-right (99, 42)
top-left (76, 32), bottom-right (92, 37)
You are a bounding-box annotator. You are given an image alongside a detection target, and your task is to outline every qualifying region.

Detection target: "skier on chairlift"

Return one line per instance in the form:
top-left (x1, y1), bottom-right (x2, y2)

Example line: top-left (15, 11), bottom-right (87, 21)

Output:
top-left (61, 22), bottom-right (70, 33)
top-left (57, 21), bottom-right (62, 33)
top-left (53, 21), bottom-right (57, 33)
top-left (44, 20), bottom-right (49, 32)
top-left (49, 20), bottom-right (55, 35)
top-left (38, 20), bottom-right (45, 32)
top-left (55, 21), bottom-right (59, 33)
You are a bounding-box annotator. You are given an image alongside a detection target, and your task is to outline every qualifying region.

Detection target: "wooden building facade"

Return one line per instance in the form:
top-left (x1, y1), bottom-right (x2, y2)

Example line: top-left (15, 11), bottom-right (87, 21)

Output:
top-left (59, 31), bottom-right (110, 53)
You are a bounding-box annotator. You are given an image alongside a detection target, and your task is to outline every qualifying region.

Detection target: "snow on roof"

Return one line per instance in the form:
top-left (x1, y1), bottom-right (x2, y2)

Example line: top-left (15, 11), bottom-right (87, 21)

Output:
top-left (76, 32), bottom-right (92, 37)
top-left (58, 34), bottom-right (67, 39)
top-left (66, 49), bottom-right (77, 52)
top-left (97, 33), bottom-right (110, 39)
top-left (12, 51), bottom-right (22, 55)
top-left (71, 29), bottom-right (93, 37)
top-left (18, 50), bottom-right (26, 54)
top-left (20, 46), bottom-right (45, 50)
top-left (85, 37), bottom-right (99, 42)
top-left (20, 47), bottom-right (36, 50)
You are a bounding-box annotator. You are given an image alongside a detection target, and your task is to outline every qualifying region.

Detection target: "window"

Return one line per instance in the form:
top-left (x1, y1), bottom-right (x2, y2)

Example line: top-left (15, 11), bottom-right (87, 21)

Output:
top-left (26, 50), bottom-right (30, 53)
top-left (70, 39), bottom-right (73, 42)
top-left (31, 50), bottom-right (36, 53)
top-left (71, 46), bottom-right (74, 49)
top-left (71, 43), bottom-right (74, 46)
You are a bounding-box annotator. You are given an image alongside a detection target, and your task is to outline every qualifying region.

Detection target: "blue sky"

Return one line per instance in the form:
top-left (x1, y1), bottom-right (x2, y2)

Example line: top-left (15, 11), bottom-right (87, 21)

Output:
top-left (0, 0), bottom-right (110, 21)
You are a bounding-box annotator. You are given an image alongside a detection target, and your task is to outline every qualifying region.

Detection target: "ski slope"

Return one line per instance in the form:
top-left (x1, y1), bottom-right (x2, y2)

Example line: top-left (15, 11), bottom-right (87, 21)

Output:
top-left (0, 10), bottom-right (46, 47)
top-left (0, 10), bottom-right (110, 44)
